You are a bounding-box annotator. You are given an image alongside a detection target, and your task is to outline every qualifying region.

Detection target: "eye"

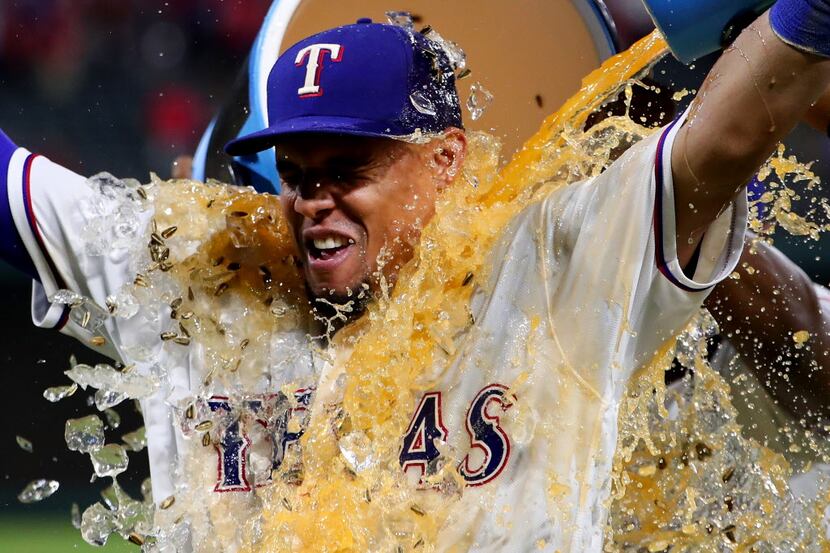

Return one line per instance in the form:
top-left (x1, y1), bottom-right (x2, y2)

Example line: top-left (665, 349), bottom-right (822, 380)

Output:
top-left (276, 162), bottom-right (302, 188)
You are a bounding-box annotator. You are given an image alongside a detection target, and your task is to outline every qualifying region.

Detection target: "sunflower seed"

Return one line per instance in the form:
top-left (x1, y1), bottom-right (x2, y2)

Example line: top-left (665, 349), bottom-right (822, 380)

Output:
top-left (462, 272), bottom-right (474, 286)
top-left (173, 336), bottom-right (191, 346)
top-left (160, 332), bottom-right (177, 341)
top-left (214, 283), bottom-right (229, 297)
top-left (185, 404), bottom-right (195, 420)
top-left (128, 533), bottom-right (145, 546)
top-left (195, 420), bottom-right (213, 432)
top-left (240, 338), bottom-right (250, 350)
top-left (282, 497), bottom-right (292, 511)
top-left (160, 495), bottom-right (175, 510)
top-left (229, 211), bottom-right (248, 218)
top-left (410, 504), bottom-right (425, 516)
top-left (161, 226), bottom-right (178, 239)
top-left (201, 433), bottom-right (211, 446)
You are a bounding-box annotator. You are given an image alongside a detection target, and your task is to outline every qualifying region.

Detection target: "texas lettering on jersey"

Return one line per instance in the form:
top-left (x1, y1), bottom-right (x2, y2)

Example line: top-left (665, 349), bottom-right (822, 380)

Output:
top-left (206, 384), bottom-right (515, 492)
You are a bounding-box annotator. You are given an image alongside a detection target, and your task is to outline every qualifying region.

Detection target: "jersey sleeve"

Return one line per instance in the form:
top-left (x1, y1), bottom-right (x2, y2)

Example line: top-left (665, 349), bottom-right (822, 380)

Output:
top-left (1, 128), bottom-right (152, 358)
top-left (540, 115), bottom-right (748, 378)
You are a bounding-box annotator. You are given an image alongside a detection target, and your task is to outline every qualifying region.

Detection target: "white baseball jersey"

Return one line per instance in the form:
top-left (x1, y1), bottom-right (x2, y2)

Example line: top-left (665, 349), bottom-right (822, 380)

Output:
top-left (0, 114), bottom-right (747, 551)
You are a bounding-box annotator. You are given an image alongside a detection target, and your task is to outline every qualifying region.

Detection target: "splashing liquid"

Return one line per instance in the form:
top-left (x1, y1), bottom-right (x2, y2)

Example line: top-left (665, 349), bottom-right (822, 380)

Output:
top-left (121, 31), bottom-right (830, 552)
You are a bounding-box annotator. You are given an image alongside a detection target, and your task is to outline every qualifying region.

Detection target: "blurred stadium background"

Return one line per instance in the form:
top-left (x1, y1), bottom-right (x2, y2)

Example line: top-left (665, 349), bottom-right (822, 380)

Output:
top-left (0, 1), bottom-right (828, 551)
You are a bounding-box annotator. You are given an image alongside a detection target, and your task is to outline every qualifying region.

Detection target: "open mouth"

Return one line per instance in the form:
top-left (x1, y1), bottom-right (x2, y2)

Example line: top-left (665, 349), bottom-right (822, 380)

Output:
top-left (307, 236), bottom-right (354, 261)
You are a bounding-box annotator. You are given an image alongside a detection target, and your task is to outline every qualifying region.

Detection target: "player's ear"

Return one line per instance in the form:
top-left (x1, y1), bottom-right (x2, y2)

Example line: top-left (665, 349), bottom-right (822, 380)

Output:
top-left (431, 128), bottom-right (467, 191)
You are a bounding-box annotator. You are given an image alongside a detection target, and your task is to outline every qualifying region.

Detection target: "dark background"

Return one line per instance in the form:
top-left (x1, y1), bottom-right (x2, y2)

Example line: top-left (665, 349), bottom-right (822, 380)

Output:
top-left (0, 0), bottom-right (828, 530)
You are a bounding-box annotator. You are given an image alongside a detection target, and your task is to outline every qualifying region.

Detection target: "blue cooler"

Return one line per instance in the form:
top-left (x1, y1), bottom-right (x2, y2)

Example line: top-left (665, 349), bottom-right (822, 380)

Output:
top-left (643, 0), bottom-right (777, 63)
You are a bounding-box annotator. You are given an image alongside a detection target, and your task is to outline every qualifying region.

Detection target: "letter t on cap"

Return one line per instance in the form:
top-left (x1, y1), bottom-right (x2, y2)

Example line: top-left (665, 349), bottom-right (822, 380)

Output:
top-left (294, 43), bottom-right (344, 97)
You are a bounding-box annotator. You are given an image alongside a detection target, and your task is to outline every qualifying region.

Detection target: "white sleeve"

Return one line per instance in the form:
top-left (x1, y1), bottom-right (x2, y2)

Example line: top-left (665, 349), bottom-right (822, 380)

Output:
top-left (5, 147), bottom-right (152, 358)
top-left (542, 115), bottom-right (748, 368)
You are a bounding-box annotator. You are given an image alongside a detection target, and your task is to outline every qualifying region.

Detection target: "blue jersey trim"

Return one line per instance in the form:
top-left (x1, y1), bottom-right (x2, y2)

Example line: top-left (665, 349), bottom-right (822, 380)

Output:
top-left (20, 153), bottom-right (70, 329)
top-left (0, 129), bottom-right (38, 279)
top-left (652, 118), bottom-right (707, 293)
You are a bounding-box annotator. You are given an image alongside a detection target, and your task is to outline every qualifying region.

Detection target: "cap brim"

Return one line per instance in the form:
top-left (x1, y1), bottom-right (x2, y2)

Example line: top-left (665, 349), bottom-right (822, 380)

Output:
top-left (224, 116), bottom-right (408, 156)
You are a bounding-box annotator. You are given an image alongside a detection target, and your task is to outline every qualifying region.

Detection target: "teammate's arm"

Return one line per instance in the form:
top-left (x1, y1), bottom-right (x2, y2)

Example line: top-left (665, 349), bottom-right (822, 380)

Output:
top-left (705, 236), bottom-right (830, 426)
top-left (672, 4), bottom-right (830, 266)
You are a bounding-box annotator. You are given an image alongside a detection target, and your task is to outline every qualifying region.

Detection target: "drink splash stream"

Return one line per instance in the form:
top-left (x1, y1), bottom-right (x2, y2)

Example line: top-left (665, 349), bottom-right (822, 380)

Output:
top-left (40, 30), bottom-right (830, 551)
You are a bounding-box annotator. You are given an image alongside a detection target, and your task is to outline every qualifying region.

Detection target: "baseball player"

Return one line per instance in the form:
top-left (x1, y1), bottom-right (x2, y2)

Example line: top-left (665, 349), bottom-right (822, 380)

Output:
top-left (3, 3), bottom-right (830, 552)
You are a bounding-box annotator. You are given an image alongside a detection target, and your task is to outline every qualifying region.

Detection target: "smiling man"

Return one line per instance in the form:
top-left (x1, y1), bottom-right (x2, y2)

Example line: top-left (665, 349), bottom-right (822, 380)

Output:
top-left (272, 131), bottom-right (464, 304)
top-left (2, 4), bottom-right (830, 552)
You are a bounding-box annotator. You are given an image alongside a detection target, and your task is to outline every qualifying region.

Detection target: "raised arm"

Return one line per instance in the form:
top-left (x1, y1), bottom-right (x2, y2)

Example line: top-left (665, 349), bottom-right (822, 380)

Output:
top-left (705, 236), bottom-right (830, 426)
top-left (673, 4), bottom-right (830, 266)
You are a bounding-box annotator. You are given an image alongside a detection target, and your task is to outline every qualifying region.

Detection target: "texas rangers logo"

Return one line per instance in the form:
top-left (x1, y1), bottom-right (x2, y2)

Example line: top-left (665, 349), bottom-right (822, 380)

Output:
top-left (294, 43), bottom-right (343, 97)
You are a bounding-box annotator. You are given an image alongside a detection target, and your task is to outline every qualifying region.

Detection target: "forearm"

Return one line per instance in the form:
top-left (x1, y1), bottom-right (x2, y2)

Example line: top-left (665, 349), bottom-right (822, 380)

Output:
top-left (673, 12), bottom-right (830, 263)
top-left (705, 236), bottom-right (830, 426)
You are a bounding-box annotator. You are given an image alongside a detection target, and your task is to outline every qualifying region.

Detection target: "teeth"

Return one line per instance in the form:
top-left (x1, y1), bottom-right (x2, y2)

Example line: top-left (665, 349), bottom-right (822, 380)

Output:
top-left (313, 236), bottom-right (347, 250)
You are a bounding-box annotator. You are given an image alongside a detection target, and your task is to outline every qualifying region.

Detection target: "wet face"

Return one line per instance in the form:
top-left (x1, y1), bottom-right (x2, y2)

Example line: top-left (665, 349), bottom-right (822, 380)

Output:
top-left (276, 130), bottom-right (466, 302)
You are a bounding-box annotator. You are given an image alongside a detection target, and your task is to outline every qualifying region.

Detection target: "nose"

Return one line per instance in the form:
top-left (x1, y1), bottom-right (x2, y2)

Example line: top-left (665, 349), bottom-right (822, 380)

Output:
top-left (292, 181), bottom-right (336, 220)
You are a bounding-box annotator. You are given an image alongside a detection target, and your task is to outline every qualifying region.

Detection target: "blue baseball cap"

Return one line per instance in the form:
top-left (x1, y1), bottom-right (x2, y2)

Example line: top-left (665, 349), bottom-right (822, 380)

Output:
top-left (224, 18), bottom-right (463, 156)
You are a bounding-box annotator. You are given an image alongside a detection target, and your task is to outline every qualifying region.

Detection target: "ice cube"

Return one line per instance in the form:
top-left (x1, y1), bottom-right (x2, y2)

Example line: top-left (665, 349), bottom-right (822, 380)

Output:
top-left (43, 383), bottom-right (78, 402)
top-left (103, 408), bottom-right (121, 429)
top-left (424, 30), bottom-right (467, 72)
top-left (466, 82), bottom-right (494, 121)
top-left (18, 479), bottom-right (60, 503)
top-left (49, 289), bottom-right (83, 306)
top-left (385, 11), bottom-right (414, 30)
top-left (107, 288), bottom-right (140, 319)
top-left (95, 388), bottom-right (129, 410)
top-left (71, 502), bottom-right (82, 529)
top-left (338, 430), bottom-right (378, 473)
top-left (410, 91), bottom-right (437, 116)
top-left (16, 435), bottom-right (33, 453)
top-left (65, 415), bottom-right (105, 453)
top-left (80, 502), bottom-right (117, 546)
top-left (65, 362), bottom-right (157, 401)
top-left (112, 204), bottom-right (141, 246)
top-left (122, 427), bottom-right (147, 452)
top-left (90, 444), bottom-right (129, 478)
top-left (69, 298), bottom-right (109, 331)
